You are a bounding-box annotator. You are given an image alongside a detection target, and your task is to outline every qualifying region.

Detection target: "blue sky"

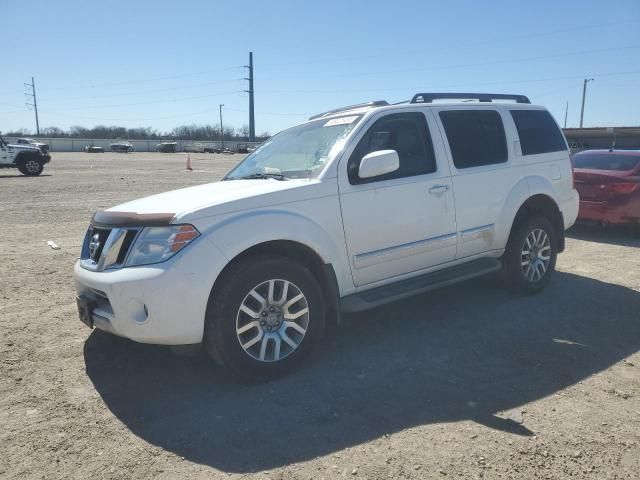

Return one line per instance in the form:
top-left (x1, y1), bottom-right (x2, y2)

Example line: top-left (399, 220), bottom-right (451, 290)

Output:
top-left (1, 0), bottom-right (639, 135)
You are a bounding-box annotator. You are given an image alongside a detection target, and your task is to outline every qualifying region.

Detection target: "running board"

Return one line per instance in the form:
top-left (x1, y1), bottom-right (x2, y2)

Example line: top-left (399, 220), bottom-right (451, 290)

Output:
top-left (340, 258), bottom-right (502, 312)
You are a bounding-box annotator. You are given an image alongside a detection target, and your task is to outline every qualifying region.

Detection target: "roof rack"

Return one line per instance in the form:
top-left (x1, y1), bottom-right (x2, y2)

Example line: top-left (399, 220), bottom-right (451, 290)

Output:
top-left (410, 93), bottom-right (530, 104)
top-left (309, 100), bottom-right (389, 120)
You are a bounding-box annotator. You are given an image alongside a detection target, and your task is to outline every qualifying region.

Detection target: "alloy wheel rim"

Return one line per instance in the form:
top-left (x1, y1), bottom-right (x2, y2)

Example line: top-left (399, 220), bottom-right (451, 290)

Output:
top-left (236, 279), bottom-right (310, 362)
top-left (25, 160), bottom-right (40, 173)
top-left (521, 228), bottom-right (551, 282)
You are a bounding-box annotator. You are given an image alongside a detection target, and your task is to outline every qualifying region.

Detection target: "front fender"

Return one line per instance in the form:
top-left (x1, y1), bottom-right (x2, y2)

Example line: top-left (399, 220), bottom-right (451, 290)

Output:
top-left (195, 205), bottom-right (354, 294)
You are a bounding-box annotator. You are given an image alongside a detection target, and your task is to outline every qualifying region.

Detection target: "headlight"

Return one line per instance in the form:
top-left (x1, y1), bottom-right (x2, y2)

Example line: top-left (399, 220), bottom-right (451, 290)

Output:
top-left (125, 224), bottom-right (200, 267)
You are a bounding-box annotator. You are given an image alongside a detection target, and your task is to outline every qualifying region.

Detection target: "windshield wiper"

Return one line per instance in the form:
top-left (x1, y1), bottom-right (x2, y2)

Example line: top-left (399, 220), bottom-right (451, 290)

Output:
top-left (233, 172), bottom-right (288, 181)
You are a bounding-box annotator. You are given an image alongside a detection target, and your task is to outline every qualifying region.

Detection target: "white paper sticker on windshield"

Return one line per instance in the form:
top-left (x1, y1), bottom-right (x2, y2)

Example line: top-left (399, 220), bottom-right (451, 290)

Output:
top-left (323, 115), bottom-right (358, 127)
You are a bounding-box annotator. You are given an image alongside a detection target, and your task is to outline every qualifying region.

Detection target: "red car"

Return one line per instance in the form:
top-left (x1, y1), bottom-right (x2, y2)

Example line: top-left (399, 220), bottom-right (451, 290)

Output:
top-left (572, 149), bottom-right (640, 226)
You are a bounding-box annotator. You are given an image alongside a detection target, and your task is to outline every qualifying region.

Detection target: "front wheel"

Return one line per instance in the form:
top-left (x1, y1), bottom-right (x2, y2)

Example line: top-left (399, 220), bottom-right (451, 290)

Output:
top-left (203, 255), bottom-right (326, 380)
top-left (502, 215), bottom-right (558, 294)
top-left (21, 157), bottom-right (44, 176)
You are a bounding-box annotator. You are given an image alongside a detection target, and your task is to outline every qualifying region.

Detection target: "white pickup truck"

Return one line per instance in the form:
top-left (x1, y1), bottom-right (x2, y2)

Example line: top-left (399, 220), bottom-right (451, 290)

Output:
top-left (74, 92), bottom-right (579, 379)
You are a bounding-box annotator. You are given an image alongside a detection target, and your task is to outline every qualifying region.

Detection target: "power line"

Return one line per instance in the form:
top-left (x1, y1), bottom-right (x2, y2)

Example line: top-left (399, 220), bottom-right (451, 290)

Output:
top-left (55, 78), bottom-right (244, 102)
top-left (30, 106), bottom-right (227, 123)
top-left (532, 85), bottom-right (580, 100)
top-left (31, 20), bottom-right (639, 93)
top-left (259, 45), bottom-right (640, 82)
top-left (225, 106), bottom-right (310, 117)
top-left (38, 65), bottom-right (244, 92)
top-left (29, 44), bottom-right (636, 112)
top-left (39, 90), bottom-right (244, 111)
top-left (260, 69), bottom-right (640, 95)
top-left (263, 20), bottom-right (640, 68)
top-left (8, 69), bottom-right (639, 125)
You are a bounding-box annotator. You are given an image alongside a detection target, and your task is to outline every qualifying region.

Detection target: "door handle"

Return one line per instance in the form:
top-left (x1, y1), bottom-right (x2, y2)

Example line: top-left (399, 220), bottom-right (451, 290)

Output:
top-left (429, 185), bottom-right (449, 194)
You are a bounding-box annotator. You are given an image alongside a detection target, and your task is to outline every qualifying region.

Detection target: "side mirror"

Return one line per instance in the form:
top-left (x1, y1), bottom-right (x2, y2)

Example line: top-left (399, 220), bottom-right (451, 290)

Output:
top-left (358, 149), bottom-right (400, 179)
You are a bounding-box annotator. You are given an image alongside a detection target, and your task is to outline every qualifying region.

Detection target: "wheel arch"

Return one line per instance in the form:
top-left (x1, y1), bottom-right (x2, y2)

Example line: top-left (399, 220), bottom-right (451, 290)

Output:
top-left (210, 239), bottom-right (342, 329)
top-left (508, 194), bottom-right (565, 252)
top-left (13, 150), bottom-right (40, 165)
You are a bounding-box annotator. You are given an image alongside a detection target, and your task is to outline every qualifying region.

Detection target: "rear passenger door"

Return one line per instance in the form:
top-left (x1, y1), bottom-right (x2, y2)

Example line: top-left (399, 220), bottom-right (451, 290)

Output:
top-left (338, 110), bottom-right (457, 287)
top-left (436, 108), bottom-right (517, 258)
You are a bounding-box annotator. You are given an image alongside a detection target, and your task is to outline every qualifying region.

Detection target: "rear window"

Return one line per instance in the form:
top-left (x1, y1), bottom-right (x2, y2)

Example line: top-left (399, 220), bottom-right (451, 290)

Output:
top-left (572, 153), bottom-right (640, 171)
top-left (439, 110), bottom-right (508, 169)
top-left (510, 109), bottom-right (567, 155)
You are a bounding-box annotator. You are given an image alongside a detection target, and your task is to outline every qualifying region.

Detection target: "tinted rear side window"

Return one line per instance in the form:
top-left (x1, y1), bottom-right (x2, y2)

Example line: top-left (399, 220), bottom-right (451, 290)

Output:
top-left (510, 109), bottom-right (567, 155)
top-left (439, 110), bottom-right (507, 169)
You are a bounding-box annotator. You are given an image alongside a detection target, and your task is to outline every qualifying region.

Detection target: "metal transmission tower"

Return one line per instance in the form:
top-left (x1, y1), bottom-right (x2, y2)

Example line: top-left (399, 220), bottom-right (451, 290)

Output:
top-left (24, 77), bottom-right (40, 135)
top-left (244, 52), bottom-right (255, 141)
top-left (579, 78), bottom-right (594, 128)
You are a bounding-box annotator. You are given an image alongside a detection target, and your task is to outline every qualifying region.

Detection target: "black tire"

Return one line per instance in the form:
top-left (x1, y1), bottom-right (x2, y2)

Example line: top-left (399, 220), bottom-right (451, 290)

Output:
top-left (203, 254), bottom-right (326, 380)
top-left (19, 155), bottom-right (44, 176)
top-left (502, 215), bottom-right (558, 294)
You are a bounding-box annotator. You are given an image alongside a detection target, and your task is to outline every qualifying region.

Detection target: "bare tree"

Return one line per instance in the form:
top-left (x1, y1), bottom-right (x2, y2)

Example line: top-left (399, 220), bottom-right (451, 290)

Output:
top-left (42, 126), bottom-right (65, 137)
top-left (4, 123), bottom-right (271, 141)
top-left (238, 124), bottom-right (250, 139)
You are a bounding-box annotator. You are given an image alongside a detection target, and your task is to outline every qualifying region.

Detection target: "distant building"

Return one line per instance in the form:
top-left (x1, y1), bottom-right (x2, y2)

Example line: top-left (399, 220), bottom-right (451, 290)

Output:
top-left (563, 127), bottom-right (640, 152)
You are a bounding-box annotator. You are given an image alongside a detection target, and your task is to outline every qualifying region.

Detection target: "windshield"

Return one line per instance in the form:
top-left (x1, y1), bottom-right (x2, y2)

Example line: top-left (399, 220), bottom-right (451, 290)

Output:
top-left (572, 153), bottom-right (640, 171)
top-left (226, 115), bottom-right (362, 180)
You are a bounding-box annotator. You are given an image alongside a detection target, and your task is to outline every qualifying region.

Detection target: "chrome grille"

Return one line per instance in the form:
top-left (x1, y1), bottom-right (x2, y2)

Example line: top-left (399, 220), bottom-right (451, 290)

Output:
top-left (80, 226), bottom-right (140, 271)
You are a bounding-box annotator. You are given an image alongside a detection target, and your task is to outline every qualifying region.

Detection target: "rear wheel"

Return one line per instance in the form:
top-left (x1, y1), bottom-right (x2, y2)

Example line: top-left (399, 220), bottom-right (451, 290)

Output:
top-left (502, 215), bottom-right (557, 294)
top-left (203, 255), bottom-right (326, 380)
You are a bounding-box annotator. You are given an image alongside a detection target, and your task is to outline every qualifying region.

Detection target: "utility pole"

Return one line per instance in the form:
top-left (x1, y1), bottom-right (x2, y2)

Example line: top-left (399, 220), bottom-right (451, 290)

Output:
top-left (244, 52), bottom-right (255, 142)
top-left (564, 101), bottom-right (568, 128)
top-left (219, 104), bottom-right (224, 150)
top-left (579, 78), bottom-right (594, 128)
top-left (24, 76), bottom-right (40, 135)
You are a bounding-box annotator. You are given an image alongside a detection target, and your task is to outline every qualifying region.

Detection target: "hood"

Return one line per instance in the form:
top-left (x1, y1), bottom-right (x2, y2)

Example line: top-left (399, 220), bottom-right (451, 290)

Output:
top-left (8, 143), bottom-right (41, 152)
top-left (105, 178), bottom-right (322, 221)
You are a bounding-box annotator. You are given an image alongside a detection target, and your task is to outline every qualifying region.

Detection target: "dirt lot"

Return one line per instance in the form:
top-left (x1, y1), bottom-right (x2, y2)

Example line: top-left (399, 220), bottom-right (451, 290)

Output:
top-left (1, 152), bottom-right (639, 479)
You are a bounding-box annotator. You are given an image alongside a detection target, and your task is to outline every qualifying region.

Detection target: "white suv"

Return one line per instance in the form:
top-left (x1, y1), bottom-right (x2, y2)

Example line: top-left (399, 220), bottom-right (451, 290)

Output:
top-left (0, 134), bottom-right (52, 176)
top-left (74, 93), bottom-right (579, 378)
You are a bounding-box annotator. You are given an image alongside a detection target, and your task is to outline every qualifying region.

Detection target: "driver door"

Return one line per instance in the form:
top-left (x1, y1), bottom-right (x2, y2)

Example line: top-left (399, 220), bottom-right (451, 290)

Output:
top-left (338, 110), bottom-right (457, 287)
top-left (0, 140), bottom-right (12, 165)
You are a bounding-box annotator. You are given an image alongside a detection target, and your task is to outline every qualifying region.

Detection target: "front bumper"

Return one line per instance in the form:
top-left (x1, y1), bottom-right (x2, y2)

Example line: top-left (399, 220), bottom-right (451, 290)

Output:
top-left (42, 154), bottom-right (51, 164)
top-left (73, 236), bottom-right (228, 345)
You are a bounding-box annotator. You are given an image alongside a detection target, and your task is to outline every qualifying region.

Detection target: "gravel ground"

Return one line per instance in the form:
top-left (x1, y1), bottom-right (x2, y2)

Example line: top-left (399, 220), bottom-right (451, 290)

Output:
top-left (1, 152), bottom-right (639, 480)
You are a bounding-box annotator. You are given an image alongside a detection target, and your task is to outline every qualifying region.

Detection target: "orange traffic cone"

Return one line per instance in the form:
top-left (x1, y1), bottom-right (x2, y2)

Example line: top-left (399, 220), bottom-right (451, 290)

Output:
top-left (185, 153), bottom-right (193, 171)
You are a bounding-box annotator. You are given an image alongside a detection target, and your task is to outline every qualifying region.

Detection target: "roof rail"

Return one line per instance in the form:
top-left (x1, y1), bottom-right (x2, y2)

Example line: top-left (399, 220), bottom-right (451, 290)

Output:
top-left (309, 100), bottom-right (389, 120)
top-left (410, 93), bottom-right (530, 104)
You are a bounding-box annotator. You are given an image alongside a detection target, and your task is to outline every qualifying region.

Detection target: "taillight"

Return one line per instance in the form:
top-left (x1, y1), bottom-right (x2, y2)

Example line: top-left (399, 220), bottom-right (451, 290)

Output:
top-left (608, 183), bottom-right (639, 195)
